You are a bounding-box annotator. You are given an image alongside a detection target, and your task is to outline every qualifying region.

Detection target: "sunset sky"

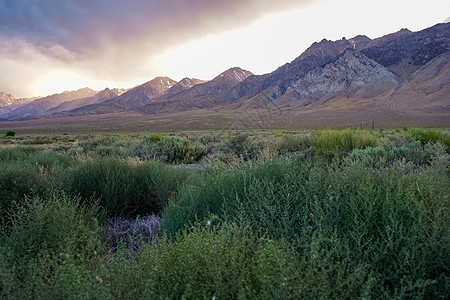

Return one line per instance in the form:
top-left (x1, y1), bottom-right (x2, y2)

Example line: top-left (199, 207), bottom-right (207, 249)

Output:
top-left (0, 0), bottom-right (449, 98)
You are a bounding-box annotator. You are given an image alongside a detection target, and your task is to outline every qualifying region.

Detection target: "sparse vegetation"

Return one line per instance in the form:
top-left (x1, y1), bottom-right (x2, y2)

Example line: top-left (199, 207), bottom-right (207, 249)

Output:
top-left (0, 128), bottom-right (449, 298)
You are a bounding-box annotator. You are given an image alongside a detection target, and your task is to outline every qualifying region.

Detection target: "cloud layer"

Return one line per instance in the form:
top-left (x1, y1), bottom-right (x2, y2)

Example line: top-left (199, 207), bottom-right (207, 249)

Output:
top-left (0, 0), bottom-right (317, 96)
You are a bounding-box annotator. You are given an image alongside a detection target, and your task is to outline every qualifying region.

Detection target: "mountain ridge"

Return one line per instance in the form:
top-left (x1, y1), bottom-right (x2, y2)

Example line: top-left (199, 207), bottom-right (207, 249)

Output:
top-left (1, 22), bottom-right (449, 128)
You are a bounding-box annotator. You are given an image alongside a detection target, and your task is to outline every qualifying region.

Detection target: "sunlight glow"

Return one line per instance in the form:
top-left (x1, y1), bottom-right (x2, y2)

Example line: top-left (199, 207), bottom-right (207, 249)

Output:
top-left (155, 0), bottom-right (449, 81)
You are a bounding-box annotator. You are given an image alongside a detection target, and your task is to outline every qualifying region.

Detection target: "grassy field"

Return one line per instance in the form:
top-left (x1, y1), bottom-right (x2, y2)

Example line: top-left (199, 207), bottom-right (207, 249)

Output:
top-left (0, 128), bottom-right (449, 299)
top-left (1, 103), bottom-right (449, 134)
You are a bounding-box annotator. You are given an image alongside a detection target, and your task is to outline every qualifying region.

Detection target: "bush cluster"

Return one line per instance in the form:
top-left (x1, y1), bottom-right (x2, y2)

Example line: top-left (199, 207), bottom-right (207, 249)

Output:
top-left (0, 147), bottom-right (192, 224)
top-left (65, 158), bottom-right (191, 217)
top-left (0, 128), bottom-right (449, 298)
top-left (129, 135), bottom-right (206, 163)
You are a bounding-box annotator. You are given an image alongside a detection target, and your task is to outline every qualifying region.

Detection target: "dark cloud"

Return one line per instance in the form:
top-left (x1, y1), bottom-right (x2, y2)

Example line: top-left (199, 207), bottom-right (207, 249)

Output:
top-left (1, 0), bottom-right (317, 57)
top-left (0, 0), bottom-right (318, 95)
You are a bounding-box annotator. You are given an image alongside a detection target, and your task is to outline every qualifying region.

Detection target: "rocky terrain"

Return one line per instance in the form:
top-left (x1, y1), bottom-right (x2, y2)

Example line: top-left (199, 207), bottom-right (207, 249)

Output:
top-left (282, 50), bottom-right (400, 104)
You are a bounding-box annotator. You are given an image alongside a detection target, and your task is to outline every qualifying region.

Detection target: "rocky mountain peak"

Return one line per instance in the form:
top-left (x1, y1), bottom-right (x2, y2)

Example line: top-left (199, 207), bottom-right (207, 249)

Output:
top-left (159, 77), bottom-right (207, 100)
top-left (96, 88), bottom-right (119, 99)
top-left (301, 38), bottom-right (353, 59)
top-left (0, 92), bottom-right (15, 107)
top-left (348, 35), bottom-right (372, 50)
top-left (178, 77), bottom-right (206, 88)
top-left (364, 28), bottom-right (413, 49)
top-left (111, 88), bottom-right (128, 96)
top-left (214, 67), bottom-right (253, 83)
top-left (122, 76), bottom-right (178, 100)
top-left (143, 77), bottom-right (177, 91)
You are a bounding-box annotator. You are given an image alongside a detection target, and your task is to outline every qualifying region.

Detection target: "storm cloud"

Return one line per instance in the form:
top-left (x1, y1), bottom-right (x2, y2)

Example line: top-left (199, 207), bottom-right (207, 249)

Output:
top-left (0, 0), bottom-right (318, 96)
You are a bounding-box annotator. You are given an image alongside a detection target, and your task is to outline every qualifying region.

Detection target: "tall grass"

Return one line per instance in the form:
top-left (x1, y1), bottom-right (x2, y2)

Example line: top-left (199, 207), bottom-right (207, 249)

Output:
top-left (0, 147), bottom-right (69, 226)
top-left (313, 129), bottom-right (378, 157)
top-left (405, 127), bottom-right (450, 146)
top-left (0, 194), bottom-right (106, 299)
top-left (128, 135), bottom-right (206, 163)
top-left (163, 155), bottom-right (450, 298)
top-left (65, 158), bottom-right (192, 218)
top-left (0, 147), bottom-right (193, 224)
top-left (0, 129), bottom-right (448, 298)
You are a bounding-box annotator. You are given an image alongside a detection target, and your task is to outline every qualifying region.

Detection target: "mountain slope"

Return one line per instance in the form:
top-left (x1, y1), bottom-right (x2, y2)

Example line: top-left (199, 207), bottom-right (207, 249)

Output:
top-left (279, 50), bottom-right (399, 106)
top-left (45, 88), bottom-right (124, 114)
top-left (227, 37), bottom-right (361, 102)
top-left (362, 23), bottom-right (449, 69)
top-left (66, 77), bottom-right (177, 115)
top-left (0, 22), bottom-right (448, 128)
top-left (390, 52), bottom-right (450, 115)
top-left (2, 88), bottom-right (97, 119)
top-left (162, 78), bottom-right (207, 99)
top-left (170, 67), bottom-right (253, 100)
top-left (138, 67), bottom-right (253, 114)
top-left (0, 92), bottom-right (38, 115)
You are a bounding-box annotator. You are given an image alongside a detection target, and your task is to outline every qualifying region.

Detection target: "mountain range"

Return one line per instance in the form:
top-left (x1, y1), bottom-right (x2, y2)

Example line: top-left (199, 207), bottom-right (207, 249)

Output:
top-left (0, 22), bottom-right (449, 129)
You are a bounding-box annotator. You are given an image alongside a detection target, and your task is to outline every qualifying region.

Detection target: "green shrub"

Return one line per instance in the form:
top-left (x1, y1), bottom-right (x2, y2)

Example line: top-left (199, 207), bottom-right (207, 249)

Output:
top-left (275, 134), bottom-right (313, 155)
top-left (160, 136), bottom-right (205, 163)
top-left (0, 146), bottom-right (40, 161)
top-left (163, 155), bottom-right (450, 298)
top-left (406, 127), bottom-right (450, 146)
top-left (313, 129), bottom-right (378, 157)
top-left (423, 141), bottom-right (449, 170)
top-left (0, 148), bottom-right (76, 226)
top-left (65, 158), bottom-right (191, 217)
top-left (201, 152), bottom-right (244, 172)
top-left (0, 131), bottom-right (448, 298)
top-left (93, 145), bottom-right (126, 158)
top-left (0, 194), bottom-right (106, 299)
top-left (142, 132), bottom-right (162, 143)
top-left (351, 146), bottom-right (386, 161)
top-left (33, 151), bottom-right (74, 169)
top-left (78, 137), bottom-right (114, 153)
top-left (128, 136), bottom-right (205, 163)
top-left (198, 134), bottom-right (214, 145)
top-left (107, 224), bottom-right (305, 299)
top-left (0, 161), bottom-right (51, 226)
top-left (381, 134), bottom-right (427, 164)
top-left (217, 134), bottom-right (265, 160)
top-left (4, 130), bottom-right (15, 137)
top-left (30, 139), bottom-right (44, 145)
top-left (163, 157), bottom-right (298, 236)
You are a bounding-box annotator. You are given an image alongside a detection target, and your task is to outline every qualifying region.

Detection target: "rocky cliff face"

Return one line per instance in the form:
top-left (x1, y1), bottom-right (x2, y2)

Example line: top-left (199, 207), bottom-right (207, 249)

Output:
top-left (226, 38), bottom-right (360, 102)
top-left (286, 50), bottom-right (399, 102)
